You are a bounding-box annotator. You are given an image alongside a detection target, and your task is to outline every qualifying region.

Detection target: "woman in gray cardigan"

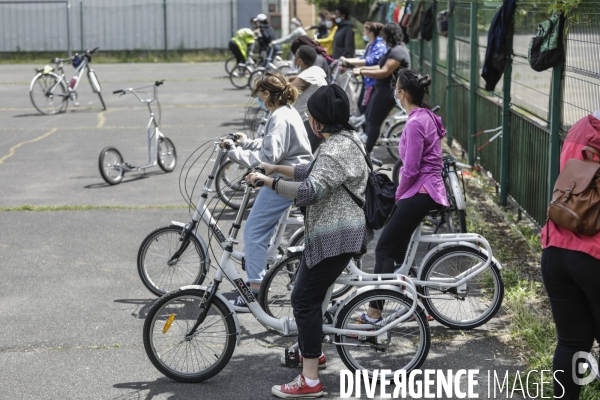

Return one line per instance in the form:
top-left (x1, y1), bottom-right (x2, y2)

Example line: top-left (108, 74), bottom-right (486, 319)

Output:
top-left (247, 85), bottom-right (372, 399)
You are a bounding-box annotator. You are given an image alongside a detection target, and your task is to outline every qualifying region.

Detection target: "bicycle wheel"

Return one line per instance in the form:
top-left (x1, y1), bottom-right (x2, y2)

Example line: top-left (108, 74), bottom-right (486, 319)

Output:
top-left (98, 146), bottom-right (124, 185)
top-left (143, 288), bottom-right (236, 382)
top-left (335, 289), bottom-right (430, 376)
top-left (229, 65), bottom-right (253, 89)
top-left (137, 225), bottom-right (209, 297)
top-left (419, 246), bottom-right (504, 329)
top-left (215, 159), bottom-right (259, 209)
top-left (157, 136), bottom-right (177, 172)
top-left (30, 73), bottom-right (68, 115)
top-left (224, 56), bottom-right (236, 74)
top-left (392, 158), bottom-right (403, 187)
top-left (248, 68), bottom-right (265, 91)
top-left (384, 120), bottom-right (404, 160)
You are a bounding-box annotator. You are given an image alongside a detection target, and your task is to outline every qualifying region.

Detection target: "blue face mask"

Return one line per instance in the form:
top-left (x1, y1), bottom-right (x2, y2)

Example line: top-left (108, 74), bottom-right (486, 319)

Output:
top-left (363, 34), bottom-right (370, 42)
top-left (335, 17), bottom-right (342, 23)
top-left (257, 98), bottom-right (265, 109)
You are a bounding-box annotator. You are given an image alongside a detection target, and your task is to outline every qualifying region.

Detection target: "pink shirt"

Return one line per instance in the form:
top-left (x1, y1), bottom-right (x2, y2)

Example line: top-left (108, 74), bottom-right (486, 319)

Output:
top-left (395, 108), bottom-right (449, 206)
top-left (541, 114), bottom-right (600, 260)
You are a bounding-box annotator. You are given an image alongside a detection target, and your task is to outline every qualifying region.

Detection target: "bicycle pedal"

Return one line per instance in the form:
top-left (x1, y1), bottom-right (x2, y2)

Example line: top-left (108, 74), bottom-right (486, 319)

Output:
top-left (284, 348), bottom-right (300, 367)
top-left (123, 162), bottom-right (135, 169)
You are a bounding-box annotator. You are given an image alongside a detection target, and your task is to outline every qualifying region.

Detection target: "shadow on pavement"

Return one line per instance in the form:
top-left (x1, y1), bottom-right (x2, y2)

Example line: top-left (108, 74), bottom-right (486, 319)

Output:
top-left (84, 171), bottom-right (166, 188)
top-left (114, 298), bottom-right (156, 319)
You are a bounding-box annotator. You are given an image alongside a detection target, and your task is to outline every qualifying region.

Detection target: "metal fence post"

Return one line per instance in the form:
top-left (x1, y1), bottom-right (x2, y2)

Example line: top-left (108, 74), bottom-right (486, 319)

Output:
top-left (430, 0), bottom-right (437, 105)
top-left (66, 1), bottom-right (72, 57)
top-left (499, 29), bottom-right (513, 206)
top-left (231, 0), bottom-right (235, 36)
top-left (163, 0), bottom-right (168, 58)
top-left (446, 3), bottom-right (454, 146)
top-left (548, 63), bottom-right (563, 201)
top-left (80, 1), bottom-right (83, 51)
top-left (468, 1), bottom-right (477, 165)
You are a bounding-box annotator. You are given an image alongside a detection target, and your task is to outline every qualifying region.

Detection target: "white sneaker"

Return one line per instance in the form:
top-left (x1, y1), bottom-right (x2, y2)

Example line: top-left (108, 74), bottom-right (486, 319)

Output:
top-left (358, 132), bottom-right (369, 144)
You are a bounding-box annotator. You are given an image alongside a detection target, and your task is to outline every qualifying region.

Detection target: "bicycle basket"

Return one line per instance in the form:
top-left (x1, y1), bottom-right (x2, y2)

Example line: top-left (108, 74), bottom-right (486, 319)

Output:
top-left (72, 55), bottom-right (82, 68)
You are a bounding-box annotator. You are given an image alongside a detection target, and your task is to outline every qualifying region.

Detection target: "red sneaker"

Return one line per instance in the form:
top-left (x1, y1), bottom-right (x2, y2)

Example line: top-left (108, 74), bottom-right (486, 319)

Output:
top-left (280, 352), bottom-right (327, 369)
top-left (272, 374), bottom-right (323, 398)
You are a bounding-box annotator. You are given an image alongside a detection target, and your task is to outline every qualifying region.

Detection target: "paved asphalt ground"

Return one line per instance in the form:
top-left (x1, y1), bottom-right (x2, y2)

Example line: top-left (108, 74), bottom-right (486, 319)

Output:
top-left (0, 63), bottom-right (524, 399)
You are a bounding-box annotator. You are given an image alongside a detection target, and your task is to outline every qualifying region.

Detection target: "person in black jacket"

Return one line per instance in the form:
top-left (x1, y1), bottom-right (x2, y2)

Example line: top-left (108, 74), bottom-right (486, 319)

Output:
top-left (254, 13), bottom-right (277, 62)
top-left (304, 10), bottom-right (330, 40)
top-left (332, 6), bottom-right (355, 59)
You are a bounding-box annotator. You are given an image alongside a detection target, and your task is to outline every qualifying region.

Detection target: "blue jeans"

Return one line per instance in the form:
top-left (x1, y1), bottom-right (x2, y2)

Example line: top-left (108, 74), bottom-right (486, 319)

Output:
top-left (243, 187), bottom-right (293, 284)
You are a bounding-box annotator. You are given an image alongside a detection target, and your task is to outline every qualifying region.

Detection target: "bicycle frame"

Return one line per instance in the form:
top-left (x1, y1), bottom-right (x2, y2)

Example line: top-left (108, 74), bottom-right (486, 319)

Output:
top-left (184, 182), bottom-right (422, 343)
top-left (173, 144), bottom-right (303, 266)
top-left (339, 225), bottom-right (501, 295)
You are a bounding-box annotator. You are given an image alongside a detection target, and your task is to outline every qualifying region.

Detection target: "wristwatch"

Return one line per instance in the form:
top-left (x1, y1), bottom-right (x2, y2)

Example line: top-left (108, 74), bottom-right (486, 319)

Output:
top-left (272, 176), bottom-right (281, 190)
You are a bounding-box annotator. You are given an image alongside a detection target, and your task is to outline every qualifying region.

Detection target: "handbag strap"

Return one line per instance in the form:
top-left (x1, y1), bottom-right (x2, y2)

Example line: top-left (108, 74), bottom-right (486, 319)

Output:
top-left (341, 135), bottom-right (372, 209)
top-left (582, 146), bottom-right (600, 162)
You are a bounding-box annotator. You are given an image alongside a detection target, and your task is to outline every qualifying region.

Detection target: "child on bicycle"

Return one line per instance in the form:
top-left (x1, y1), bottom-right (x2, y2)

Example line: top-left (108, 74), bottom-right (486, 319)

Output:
top-left (221, 72), bottom-right (313, 312)
top-left (247, 85), bottom-right (372, 398)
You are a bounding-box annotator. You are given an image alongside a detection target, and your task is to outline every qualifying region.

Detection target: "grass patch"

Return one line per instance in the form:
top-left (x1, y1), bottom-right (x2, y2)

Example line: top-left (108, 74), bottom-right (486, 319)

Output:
top-left (0, 204), bottom-right (188, 212)
top-left (0, 49), bottom-right (230, 65)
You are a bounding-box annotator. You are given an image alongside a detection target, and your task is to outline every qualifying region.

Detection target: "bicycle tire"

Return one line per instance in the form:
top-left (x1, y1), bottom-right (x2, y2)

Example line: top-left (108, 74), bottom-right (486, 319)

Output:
top-left (30, 72), bottom-right (68, 115)
top-left (248, 68), bottom-right (265, 91)
top-left (157, 136), bottom-right (177, 172)
top-left (143, 288), bottom-right (236, 382)
top-left (384, 120), bottom-right (405, 160)
top-left (229, 65), bottom-right (253, 89)
top-left (98, 146), bottom-right (124, 185)
top-left (137, 225), bottom-right (209, 296)
top-left (335, 289), bottom-right (430, 376)
top-left (215, 159), bottom-right (258, 210)
top-left (419, 246), bottom-right (504, 329)
top-left (224, 56), bottom-right (236, 74)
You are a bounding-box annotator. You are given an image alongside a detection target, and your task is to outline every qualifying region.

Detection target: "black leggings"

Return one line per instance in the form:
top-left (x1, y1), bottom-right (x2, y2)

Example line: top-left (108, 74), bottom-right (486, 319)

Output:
top-left (291, 252), bottom-right (353, 358)
top-left (229, 40), bottom-right (245, 64)
top-left (541, 246), bottom-right (600, 400)
top-left (364, 85), bottom-right (395, 154)
top-left (371, 193), bottom-right (439, 309)
top-left (304, 119), bottom-right (322, 155)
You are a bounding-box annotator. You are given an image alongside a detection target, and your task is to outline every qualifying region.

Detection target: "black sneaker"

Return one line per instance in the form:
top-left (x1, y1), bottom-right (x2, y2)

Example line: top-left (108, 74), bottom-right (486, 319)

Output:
top-left (229, 295), bottom-right (251, 313)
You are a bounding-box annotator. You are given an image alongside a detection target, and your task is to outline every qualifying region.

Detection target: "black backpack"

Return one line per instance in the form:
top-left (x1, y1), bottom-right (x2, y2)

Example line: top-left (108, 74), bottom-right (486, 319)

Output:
top-left (528, 12), bottom-right (565, 72)
top-left (420, 5), bottom-right (434, 41)
top-left (343, 140), bottom-right (397, 230)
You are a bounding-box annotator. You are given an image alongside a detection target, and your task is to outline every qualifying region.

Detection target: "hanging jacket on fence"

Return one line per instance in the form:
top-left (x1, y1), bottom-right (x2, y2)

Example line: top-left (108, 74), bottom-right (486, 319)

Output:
top-left (408, 1), bottom-right (426, 40)
top-left (481, 0), bottom-right (517, 91)
top-left (420, 5), bottom-right (434, 41)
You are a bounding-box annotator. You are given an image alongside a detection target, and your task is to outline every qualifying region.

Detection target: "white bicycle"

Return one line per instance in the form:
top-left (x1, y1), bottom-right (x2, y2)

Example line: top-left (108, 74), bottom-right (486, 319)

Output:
top-left (261, 208), bottom-right (504, 330)
top-left (136, 136), bottom-right (304, 296)
top-left (143, 172), bottom-right (431, 382)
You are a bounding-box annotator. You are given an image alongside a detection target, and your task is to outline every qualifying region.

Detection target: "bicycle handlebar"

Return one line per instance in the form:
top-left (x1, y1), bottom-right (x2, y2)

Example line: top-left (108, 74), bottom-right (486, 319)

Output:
top-left (431, 105), bottom-right (440, 113)
top-left (113, 89), bottom-right (125, 94)
top-left (370, 157), bottom-right (383, 167)
top-left (155, 80), bottom-right (164, 86)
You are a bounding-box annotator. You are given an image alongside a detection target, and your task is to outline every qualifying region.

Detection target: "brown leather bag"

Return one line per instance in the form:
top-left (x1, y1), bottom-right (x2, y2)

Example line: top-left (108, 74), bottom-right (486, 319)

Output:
top-left (547, 146), bottom-right (600, 235)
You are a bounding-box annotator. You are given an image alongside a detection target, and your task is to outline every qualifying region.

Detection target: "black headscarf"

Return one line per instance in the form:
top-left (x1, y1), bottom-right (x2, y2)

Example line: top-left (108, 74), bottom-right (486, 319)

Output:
top-left (306, 84), bottom-right (354, 133)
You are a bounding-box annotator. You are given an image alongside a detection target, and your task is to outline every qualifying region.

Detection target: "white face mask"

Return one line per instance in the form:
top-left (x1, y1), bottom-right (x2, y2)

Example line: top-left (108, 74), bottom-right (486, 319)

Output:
top-left (335, 17), bottom-right (342, 23)
top-left (394, 91), bottom-right (405, 112)
top-left (290, 23), bottom-right (299, 30)
top-left (325, 20), bottom-right (333, 28)
top-left (317, 17), bottom-right (322, 23)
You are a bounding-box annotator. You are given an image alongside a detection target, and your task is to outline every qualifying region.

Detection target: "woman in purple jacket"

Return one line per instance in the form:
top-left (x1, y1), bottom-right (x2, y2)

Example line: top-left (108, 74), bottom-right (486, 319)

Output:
top-left (362, 68), bottom-right (449, 322)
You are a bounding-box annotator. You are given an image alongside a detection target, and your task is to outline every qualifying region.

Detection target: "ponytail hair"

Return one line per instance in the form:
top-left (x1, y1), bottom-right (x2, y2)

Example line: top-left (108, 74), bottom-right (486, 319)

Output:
top-left (251, 71), bottom-right (299, 108)
top-left (394, 68), bottom-right (432, 108)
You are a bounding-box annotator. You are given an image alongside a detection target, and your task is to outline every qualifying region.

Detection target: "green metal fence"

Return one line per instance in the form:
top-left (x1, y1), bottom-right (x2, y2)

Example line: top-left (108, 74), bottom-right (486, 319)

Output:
top-left (409, 0), bottom-right (600, 227)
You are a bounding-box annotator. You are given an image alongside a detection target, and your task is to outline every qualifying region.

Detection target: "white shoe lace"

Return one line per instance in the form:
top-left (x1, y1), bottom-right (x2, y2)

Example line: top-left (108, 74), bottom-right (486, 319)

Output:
top-left (282, 375), bottom-right (304, 391)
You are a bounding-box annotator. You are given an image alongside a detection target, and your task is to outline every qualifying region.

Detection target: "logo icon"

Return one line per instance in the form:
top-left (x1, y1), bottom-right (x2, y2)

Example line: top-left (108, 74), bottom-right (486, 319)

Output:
top-left (572, 351), bottom-right (599, 386)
